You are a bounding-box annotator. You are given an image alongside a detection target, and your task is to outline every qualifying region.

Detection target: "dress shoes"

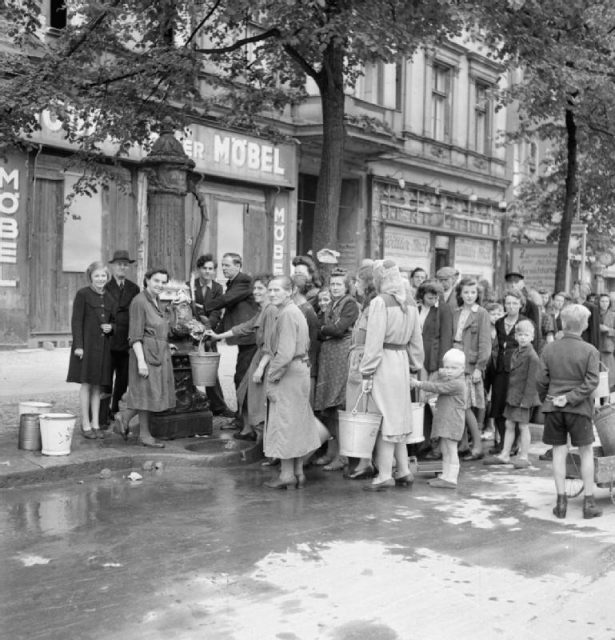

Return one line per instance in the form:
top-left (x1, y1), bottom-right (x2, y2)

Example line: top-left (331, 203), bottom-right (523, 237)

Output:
top-left (462, 451), bottom-right (484, 461)
top-left (363, 478), bottom-right (395, 492)
top-left (233, 431), bottom-right (257, 441)
top-left (80, 426), bottom-right (98, 440)
top-left (539, 448), bottom-right (553, 461)
top-left (394, 473), bottom-right (414, 487)
top-left (553, 493), bottom-right (567, 519)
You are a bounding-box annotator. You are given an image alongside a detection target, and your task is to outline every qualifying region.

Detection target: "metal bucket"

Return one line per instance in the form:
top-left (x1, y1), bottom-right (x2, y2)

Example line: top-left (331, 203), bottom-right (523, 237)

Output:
top-left (338, 392), bottom-right (382, 458)
top-left (18, 413), bottom-right (42, 451)
top-left (189, 352), bottom-right (220, 387)
top-left (595, 404), bottom-right (615, 456)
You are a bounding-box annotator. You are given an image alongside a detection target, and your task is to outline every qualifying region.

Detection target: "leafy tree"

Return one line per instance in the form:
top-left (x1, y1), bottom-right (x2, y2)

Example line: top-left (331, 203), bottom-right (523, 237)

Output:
top-left (473, 0), bottom-right (615, 291)
top-left (0, 0), bottom-right (466, 256)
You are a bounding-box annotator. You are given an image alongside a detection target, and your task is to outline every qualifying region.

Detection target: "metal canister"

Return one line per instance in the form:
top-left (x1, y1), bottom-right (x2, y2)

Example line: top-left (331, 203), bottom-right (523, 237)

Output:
top-left (18, 413), bottom-right (42, 451)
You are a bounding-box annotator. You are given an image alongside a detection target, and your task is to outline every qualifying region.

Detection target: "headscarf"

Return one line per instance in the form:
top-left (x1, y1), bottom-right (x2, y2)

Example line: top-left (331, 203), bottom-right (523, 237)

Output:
top-left (373, 259), bottom-right (407, 312)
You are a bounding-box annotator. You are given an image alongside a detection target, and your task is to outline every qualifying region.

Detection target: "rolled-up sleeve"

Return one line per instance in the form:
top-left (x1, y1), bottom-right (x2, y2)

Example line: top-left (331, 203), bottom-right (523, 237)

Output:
top-left (128, 295), bottom-right (146, 346)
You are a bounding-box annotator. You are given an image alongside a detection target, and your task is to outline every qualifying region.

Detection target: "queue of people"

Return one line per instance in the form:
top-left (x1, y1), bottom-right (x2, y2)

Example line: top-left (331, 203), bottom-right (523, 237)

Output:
top-left (66, 252), bottom-right (607, 517)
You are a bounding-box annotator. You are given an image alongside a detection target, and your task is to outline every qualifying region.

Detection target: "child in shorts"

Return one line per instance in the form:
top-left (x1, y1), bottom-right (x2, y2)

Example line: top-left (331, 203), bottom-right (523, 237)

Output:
top-left (484, 319), bottom-right (540, 469)
top-left (410, 349), bottom-right (466, 488)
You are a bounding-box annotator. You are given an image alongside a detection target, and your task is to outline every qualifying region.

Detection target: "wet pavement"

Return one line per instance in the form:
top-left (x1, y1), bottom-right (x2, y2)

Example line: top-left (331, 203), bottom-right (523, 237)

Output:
top-left (2, 452), bottom-right (615, 640)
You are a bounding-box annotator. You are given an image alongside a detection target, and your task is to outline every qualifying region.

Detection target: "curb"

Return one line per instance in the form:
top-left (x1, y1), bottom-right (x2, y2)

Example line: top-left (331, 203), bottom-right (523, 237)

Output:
top-left (0, 438), bottom-right (263, 488)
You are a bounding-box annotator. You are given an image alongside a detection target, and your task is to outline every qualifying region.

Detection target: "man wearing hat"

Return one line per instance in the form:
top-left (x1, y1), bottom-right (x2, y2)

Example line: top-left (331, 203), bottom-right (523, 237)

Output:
top-left (436, 266), bottom-right (459, 310)
top-left (105, 250), bottom-right (140, 419)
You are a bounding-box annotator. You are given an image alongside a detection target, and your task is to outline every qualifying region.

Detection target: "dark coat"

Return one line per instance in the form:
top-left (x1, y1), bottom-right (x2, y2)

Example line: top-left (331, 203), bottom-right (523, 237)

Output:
top-left (66, 287), bottom-right (115, 386)
top-left (189, 278), bottom-right (223, 329)
top-left (536, 333), bottom-right (600, 418)
top-left (105, 278), bottom-right (139, 352)
top-left (204, 271), bottom-right (258, 346)
top-left (582, 301), bottom-right (601, 349)
top-left (421, 302), bottom-right (454, 373)
top-left (506, 344), bottom-right (541, 408)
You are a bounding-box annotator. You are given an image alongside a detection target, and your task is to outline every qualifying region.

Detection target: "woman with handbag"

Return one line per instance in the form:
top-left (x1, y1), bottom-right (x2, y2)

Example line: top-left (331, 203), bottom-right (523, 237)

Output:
top-left (360, 260), bottom-right (424, 491)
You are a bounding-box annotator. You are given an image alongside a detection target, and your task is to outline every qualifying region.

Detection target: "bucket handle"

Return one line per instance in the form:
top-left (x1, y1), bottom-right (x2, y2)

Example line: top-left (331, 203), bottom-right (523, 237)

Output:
top-left (351, 391), bottom-right (372, 415)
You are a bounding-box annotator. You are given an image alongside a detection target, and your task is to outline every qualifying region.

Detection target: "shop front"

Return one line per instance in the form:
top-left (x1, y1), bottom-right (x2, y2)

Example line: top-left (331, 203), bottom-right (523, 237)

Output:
top-left (181, 124), bottom-right (297, 280)
top-left (371, 178), bottom-right (501, 285)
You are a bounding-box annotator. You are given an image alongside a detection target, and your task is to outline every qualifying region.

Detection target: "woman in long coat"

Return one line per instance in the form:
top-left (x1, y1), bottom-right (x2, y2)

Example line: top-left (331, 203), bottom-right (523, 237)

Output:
top-left (313, 269), bottom-right (359, 470)
top-left (360, 260), bottom-right (424, 491)
top-left (67, 261), bottom-right (115, 439)
top-left (207, 275), bottom-right (277, 440)
top-left (114, 268), bottom-right (175, 448)
top-left (264, 276), bottom-right (323, 489)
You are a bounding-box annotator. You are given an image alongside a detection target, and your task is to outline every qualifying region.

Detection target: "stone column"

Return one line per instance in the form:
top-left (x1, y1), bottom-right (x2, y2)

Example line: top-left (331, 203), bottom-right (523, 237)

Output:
top-left (141, 121), bottom-right (195, 277)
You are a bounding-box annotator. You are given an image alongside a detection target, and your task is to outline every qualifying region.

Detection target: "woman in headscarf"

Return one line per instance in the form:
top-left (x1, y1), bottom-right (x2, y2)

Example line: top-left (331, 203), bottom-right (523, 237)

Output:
top-left (360, 259), bottom-right (424, 491)
top-left (313, 268), bottom-right (359, 471)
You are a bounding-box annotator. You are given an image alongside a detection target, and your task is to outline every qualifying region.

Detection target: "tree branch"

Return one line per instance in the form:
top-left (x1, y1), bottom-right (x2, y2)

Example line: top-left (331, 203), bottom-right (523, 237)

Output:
top-left (193, 27), bottom-right (280, 55)
top-left (282, 43), bottom-right (319, 81)
top-left (64, 0), bottom-right (122, 58)
top-left (185, 0), bottom-right (222, 46)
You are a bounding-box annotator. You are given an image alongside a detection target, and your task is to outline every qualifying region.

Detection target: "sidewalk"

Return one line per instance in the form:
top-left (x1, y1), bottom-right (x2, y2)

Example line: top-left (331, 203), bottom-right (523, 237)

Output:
top-left (0, 345), bottom-right (262, 487)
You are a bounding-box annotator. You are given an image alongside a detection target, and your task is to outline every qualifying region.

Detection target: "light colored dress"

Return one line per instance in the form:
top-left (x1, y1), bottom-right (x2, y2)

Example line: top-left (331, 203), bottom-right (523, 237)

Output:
top-left (265, 301), bottom-right (322, 458)
top-left (126, 290), bottom-right (176, 412)
top-left (599, 309), bottom-right (615, 388)
top-left (359, 294), bottom-right (424, 442)
top-left (232, 303), bottom-right (279, 427)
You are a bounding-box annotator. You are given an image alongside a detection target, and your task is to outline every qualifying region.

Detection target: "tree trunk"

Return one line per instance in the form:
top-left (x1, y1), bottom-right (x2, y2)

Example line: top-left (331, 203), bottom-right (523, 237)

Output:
top-left (555, 107), bottom-right (577, 293)
top-left (311, 40), bottom-right (345, 257)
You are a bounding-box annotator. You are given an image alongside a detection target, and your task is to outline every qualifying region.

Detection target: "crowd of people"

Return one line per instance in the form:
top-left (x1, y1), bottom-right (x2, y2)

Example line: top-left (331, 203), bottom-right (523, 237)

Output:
top-left (67, 251), bottom-right (610, 518)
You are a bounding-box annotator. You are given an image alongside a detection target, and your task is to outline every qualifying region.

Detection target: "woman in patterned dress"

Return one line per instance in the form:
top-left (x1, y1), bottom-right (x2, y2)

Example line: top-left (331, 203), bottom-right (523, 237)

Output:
top-left (313, 269), bottom-right (359, 470)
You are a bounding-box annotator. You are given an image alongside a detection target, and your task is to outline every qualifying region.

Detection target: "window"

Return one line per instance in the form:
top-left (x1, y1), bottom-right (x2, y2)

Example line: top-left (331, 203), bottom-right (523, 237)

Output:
top-left (47, 0), bottom-right (67, 30)
top-left (474, 82), bottom-right (491, 154)
top-left (431, 64), bottom-right (451, 142)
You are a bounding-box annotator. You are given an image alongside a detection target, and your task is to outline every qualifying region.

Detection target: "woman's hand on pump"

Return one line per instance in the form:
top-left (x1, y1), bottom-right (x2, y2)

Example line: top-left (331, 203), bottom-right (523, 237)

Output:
top-left (361, 378), bottom-right (373, 394)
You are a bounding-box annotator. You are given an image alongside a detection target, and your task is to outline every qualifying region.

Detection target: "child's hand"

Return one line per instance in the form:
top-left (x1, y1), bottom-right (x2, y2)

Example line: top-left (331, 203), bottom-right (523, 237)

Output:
top-left (553, 394), bottom-right (568, 408)
top-left (409, 378), bottom-right (420, 388)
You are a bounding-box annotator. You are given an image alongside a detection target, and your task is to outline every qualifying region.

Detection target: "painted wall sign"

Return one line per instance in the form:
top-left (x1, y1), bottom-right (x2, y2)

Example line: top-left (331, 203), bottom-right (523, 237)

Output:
top-left (455, 237), bottom-right (493, 265)
top-left (272, 204), bottom-right (287, 275)
top-left (0, 166), bottom-right (20, 287)
top-left (383, 226), bottom-right (431, 272)
top-left (510, 243), bottom-right (558, 290)
top-left (182, 125), bottom-right (296, 188)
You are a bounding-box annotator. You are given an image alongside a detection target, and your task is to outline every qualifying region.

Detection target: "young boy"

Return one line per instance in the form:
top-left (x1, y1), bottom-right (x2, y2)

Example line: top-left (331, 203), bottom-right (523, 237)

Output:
top-left (410, 349), bottom-right (466, 488)
top-left (483, 319), bottom-right (540, 469)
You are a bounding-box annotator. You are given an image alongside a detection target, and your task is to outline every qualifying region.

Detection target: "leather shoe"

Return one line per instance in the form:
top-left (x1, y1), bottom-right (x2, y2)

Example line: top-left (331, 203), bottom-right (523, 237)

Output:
top-left (233, 431), bottom-right (257, 441)
top-left (213, 408), bottom-right (236, 418)
top-left (363, 478), bottom-right (395, 492)
top-left (395, 473), bottom-right (414, 487)
top-left (80, 426), bottom-right (98, 440)
top-left (423, 451), bottom-right (442, 461)
top-left (139, 438), bottom-right (165, 448)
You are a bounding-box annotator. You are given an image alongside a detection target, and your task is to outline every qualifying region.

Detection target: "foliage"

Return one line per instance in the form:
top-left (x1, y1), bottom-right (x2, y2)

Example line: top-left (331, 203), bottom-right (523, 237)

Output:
top-left (471, 0), bottom-right (615, 288)
top-left (0, 0), bottom-right (468, 253)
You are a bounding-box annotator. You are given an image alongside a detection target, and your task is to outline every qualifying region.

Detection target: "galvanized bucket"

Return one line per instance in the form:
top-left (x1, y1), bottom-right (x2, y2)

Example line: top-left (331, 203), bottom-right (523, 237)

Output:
top-left (18, 413), bottom-right (42, 451)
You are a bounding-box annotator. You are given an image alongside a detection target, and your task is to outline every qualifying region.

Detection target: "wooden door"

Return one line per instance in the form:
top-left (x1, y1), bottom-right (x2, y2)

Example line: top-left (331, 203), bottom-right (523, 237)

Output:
top-left (29, 178), bottom-right (74, 335)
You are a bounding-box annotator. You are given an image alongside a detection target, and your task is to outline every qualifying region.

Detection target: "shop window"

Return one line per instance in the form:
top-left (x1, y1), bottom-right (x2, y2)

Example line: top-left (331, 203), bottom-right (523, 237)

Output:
top-left (297, 174), bottom-right (317, 256)
top-left (474, 82), bottom-right (492, 155)
top-left (431, 64), bottom-right (451, 142)
top-left (62, 175), bottom-right (103, 272)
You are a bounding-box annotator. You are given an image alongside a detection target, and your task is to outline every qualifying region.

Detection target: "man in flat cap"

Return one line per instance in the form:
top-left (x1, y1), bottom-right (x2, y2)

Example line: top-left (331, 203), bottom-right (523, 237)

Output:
top-left (106, 250), bottom-right (140, 420)
top-left (436, 266), bottom-right (459, 311)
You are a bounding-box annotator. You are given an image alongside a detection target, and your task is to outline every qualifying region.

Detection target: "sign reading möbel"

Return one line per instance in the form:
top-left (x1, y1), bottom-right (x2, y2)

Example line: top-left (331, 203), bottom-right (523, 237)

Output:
top-left (182, 125), bottom-right (296, 188)
top-left (0, 165), bottom-right (20, 287)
